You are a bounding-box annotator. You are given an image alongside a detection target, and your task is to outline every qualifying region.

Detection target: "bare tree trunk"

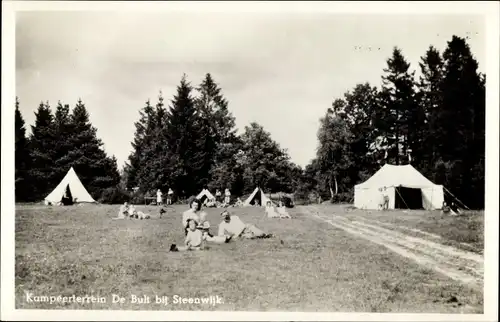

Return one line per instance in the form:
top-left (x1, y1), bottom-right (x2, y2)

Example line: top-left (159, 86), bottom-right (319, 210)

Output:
top-left (334, 175), bottom-right (338, 195)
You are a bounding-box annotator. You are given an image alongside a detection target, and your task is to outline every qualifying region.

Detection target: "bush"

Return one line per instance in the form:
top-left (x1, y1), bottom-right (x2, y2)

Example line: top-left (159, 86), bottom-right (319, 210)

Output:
top-left (330, 192), bottom-right (353, 204)
top-left (129, 190), bottom-right (146, 205)
top-left (99, 186), bottom-right (131, 204)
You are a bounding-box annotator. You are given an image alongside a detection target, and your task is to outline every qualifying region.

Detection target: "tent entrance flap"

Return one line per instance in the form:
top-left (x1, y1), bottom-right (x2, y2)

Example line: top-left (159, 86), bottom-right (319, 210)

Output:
top-left (61, 184), bottom-right (74, 206)
top-left (395, 187), bottom-right (423, 209)
top-left (249, 190), bottom-right (262, 205)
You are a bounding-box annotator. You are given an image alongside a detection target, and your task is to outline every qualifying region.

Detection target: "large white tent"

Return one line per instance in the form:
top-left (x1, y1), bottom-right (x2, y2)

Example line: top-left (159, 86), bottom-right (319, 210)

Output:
top-left (44, 167), bottom-right (96, 205)
top-left (196, 189), bottom-right (215, 202)
top-left (354, 164), bottom-right (444, 210)
top-left (243, 187), bottom-right (275, 207)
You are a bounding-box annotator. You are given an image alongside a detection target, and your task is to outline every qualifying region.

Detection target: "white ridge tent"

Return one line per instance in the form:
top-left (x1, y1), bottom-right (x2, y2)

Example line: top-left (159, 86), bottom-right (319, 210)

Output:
top-left (354, 164), bottom-right (444, 210)
top-left (44, 167), bottom-right (96, 205)
top-left (196, 189), bottom-right (215, 203)
top-left (243, 187), bottom-right (275, 207)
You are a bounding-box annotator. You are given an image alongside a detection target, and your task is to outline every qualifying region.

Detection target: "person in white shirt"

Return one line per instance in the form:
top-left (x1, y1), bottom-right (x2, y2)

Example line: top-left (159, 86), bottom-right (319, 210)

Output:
top-left (197, 214), bottom-right (231, 244)
top-left (276, 201), bottom-right (291, 219)
top-left (382, 188), bottom-right (390, 210)
top-left (224, 188), bottom-right (231, 205)
top-left (218, 210), bottom-right (273, 239)
top-left (167, 188), bottom-right (174, 205)
top-left (157, 189), bottom-right (163, 206)
top-left (265, 201), bottom-right (280, 218)
top-left (113, 202), bottom-right (129, 219)
top-left (170, 219), bottom-right (205, 252)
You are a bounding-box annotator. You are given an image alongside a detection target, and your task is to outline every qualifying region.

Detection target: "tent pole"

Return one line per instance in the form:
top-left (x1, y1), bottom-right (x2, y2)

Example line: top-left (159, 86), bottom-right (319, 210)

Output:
top-left (395, 187), bottom-right (410, 209)
top-left (443, 187), bottom-right (470, 210)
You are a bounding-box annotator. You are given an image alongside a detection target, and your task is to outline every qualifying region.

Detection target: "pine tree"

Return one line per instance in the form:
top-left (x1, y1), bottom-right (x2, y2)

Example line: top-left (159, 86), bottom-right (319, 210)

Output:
top-left (195, 73), bottom-right (238, 190)
top-left (28, 101), bottom-right (56, 200)
top-left (164, 74), bottom-right (206, 197)
top-left (125, 99), bottom-right (156, 190)
top-left (417, 45), bottom-right (445, 172)
top-left (60, 99), bottom-right (120, 199)
top-left (52, 101), bottom-right (74, 181)
top-left (380, 47), bottom-right (421, 165)
top-left (15, 97), bottom-right (31, 201)
top-left (439, 36), bottom-right (485, 208)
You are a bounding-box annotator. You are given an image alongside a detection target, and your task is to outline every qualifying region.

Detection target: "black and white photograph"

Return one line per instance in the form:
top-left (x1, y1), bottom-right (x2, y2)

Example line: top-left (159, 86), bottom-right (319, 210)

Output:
top-left (2, 1), bottom-right (499, 321)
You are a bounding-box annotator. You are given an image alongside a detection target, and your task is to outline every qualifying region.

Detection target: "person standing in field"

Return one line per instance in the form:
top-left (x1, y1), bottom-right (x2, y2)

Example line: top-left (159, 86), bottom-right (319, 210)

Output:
top-left (382, 187), bottom-right (389, 210)
top-left (167, 188), bottom-right (173, 205)
top-left (224, 188), bottom-right (231, 205)
top-left (157, 189), bottom-right (163, 206)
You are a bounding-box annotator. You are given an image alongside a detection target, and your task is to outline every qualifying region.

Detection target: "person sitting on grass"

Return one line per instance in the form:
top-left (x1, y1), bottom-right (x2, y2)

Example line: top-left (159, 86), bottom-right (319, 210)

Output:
top-left (234, 198), bottom-right (244, 207)
top-left (113, 202), bottom-right (129, 220)
top-left (450, 202), bottom-right (462, 216)
top-left (182, 199), bottom-right (206, 236)
top-left (276, 201), bottom-right (291, 219)
top-left (265, 201), bottom-right (280, 218)
top-left (218, 210), bottom-right (273, 240)
top-left (170, 219), bottom-right (205, 252)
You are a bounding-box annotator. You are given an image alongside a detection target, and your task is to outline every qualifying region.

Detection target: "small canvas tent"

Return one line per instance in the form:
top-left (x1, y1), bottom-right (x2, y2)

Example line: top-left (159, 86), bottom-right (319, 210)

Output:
top-left (196, 189), bottom-right (215, 203)
top-left (243, 187), bottom-right (275, 207)
top-left (354, 164), bottom-right (444, 210)
top-left (44, 167), bottom-right (96, 205)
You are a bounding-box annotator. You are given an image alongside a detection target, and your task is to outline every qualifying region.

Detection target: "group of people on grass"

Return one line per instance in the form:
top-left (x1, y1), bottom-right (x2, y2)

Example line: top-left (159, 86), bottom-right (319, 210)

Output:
top-left (169, 198), bottom-right (273, 252)
top-left (265, 200), bottom-right (291, 219)
top-left (114, 202), bottom-right (151, 220)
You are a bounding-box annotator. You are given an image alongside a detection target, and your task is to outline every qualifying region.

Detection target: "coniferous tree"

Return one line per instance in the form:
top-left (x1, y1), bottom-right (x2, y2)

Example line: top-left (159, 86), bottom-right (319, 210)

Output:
top-left (15, 97), bottom-right (31, 201)
top-left (28, 101), bottom-right (56, 200)
top-left (195, 73), bottom-right (238, 190)
top-left (60, 99), bottom-right (120, 199)
top-left (417, 45), bottom-right (445, 173)
top-left (380, 47), bottom-right (420, 165)
top-left (125, 99), bottom-right (156, 190)
top-left (438, 36), bottom-right (485, 208)
top-left (164, 75), bottom-right (206, 197)
top-left (52, 101), bottom-right (74, 181)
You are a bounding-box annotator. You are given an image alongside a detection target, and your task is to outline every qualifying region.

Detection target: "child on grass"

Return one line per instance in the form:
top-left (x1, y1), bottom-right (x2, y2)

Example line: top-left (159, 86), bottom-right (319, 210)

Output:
top-left (170, 219), bottom-right (205, 252)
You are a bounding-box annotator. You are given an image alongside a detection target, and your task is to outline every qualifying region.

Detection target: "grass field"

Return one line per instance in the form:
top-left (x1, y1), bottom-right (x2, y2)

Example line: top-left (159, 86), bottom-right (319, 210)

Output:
top-left (15, 203), bottom-right (484, 313)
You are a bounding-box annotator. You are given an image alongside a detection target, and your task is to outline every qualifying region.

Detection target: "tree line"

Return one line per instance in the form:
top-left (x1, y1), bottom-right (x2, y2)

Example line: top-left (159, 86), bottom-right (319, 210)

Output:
top-left (14, 74), bottom-right (301, 203)
top-left (15, 35), bottom-right (485, 209)
top-left (15, 98), bottom-right (121, 202)
top-left (123, 73), bottom-right (301, 201)
top-left (301, 35), bottom-right (485, 209)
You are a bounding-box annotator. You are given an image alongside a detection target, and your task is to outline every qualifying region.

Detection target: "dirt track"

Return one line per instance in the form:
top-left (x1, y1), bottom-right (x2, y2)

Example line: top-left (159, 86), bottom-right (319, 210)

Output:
top-left (300, 206), bottom-right (484, 291)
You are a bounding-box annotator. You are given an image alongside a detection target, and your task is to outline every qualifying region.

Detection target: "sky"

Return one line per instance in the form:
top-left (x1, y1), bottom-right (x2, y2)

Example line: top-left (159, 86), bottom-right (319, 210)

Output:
top-left (15, 11), bottom-right (485, 169)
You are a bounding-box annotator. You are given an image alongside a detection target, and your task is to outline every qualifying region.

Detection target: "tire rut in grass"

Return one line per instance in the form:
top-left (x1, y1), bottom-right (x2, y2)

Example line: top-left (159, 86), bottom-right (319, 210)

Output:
top-left (300, 206), bottom-right (483, 290)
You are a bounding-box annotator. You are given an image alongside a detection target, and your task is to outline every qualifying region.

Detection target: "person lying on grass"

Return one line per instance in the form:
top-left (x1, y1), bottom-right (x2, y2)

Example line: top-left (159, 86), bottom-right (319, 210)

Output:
top-left (170, 219), bottom-right (205, 252)
top-left (217, 210), bottom-right (273, 240)
top-left (126, 204), bottom-right (150, 220)
top-left (197, 217), bottom-right (232, 244)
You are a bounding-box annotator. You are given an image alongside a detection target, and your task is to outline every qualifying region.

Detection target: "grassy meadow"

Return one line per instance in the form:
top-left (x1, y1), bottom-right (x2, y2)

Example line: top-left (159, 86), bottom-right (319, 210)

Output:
top-left (15, 203), bottom-right (484, 313)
